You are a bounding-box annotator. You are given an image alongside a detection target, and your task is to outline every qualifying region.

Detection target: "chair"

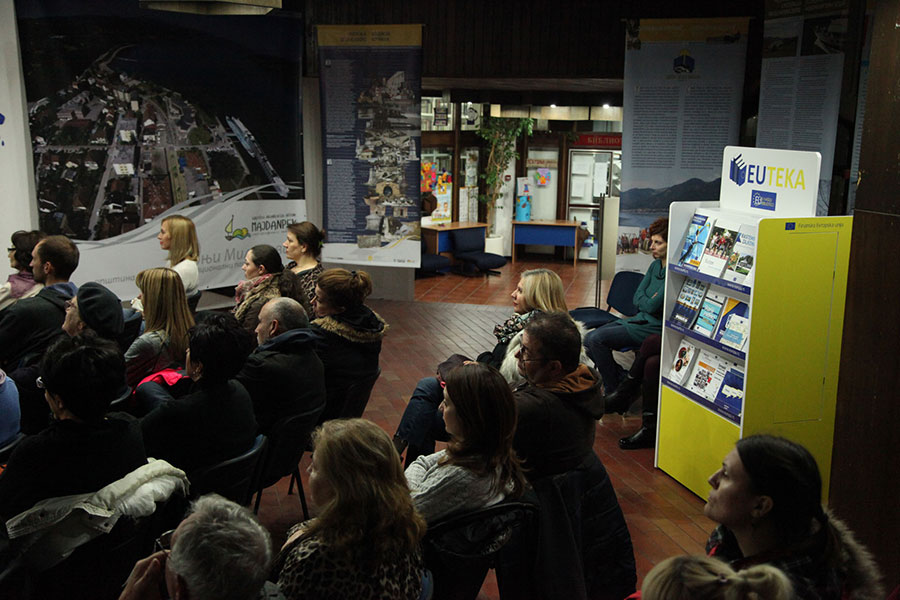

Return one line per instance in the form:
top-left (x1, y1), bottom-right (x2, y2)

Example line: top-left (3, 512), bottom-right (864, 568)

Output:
top-left (450, 228), bottom-right (506, 276)
top-left (252, 404), bottom-right (324, 517)
top-left (189, 434), bottom-right (267, 506)
top-left (187, 291), bottom-right (202, 314)
top-left (569, 270), bottom-right (644, 330)
top-left (0, 432), bottom-right (26, 464)
top-left (423, 500), bottom-right (539, 600)
top-left (418, 251), bottom-right (451, 278)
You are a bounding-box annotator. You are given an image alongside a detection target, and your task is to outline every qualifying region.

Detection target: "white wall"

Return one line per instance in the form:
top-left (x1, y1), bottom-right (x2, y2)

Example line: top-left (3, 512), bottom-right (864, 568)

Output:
top-left (0, 0), bottom-right (38, 277)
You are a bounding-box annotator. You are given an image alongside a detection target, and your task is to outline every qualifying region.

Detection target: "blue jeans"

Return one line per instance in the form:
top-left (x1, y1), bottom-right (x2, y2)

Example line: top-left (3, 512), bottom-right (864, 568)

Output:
top-left (583, 321), bottom-right (636, 392)
top-left (394, 376), bottom-right (449, 466)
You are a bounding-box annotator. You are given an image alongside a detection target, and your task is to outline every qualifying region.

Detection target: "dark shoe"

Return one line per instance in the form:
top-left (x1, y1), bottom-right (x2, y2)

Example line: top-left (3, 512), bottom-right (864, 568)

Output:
top-left (605, 376), bottom-right (641, 414)
top-left (619, 426), bottom-right (656, 450)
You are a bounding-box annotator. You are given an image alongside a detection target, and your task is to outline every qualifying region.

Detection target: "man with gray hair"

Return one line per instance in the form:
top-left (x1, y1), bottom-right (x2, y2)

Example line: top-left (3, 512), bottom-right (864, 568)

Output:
top-left (236, 297), bottom-right (326, 434)
top-left (119, 494), bottom-right (275, 600)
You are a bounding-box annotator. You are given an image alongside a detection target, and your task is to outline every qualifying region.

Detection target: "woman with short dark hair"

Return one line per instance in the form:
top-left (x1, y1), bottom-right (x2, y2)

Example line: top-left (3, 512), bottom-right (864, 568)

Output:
top-left (0, 230), bottom-right (44, 312)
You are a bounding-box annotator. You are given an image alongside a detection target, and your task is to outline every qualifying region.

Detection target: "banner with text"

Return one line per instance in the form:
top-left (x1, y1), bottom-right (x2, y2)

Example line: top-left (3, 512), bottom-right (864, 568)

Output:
top-left (15, 0), bottom-right (304, 297)
top-left (757, 0), bottom-right (849, 215)
top-left (318, 25), bottom-right (422, 268)
top-left (621, 17), bottom-right (748, 271)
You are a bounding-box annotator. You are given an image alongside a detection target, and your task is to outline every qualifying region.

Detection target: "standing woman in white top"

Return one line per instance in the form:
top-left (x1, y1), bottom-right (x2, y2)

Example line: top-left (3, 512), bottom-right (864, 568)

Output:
top-left (157, 215), bottom-right (200, 298)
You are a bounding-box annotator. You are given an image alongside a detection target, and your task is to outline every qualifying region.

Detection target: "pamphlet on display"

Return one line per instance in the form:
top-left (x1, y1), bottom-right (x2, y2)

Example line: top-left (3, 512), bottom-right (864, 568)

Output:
top-left (687, 349), bottom-right (729, 400)
top-left (714, 364), bottom-right (745, 415)
top-left (698, 219), bottom-right (742, 277)
top-left (714, 298), bottom-right (751, 350)
top-left (723, 224), bottom-right (757, 285)
top-left (671, 278), bottom-right (709, 327)
top-left (692, 292), bottom-right (726, 338)
top-left (678, 210), bottom-right (716, 269)
top-left (667, 339), bottom-right (698, 385)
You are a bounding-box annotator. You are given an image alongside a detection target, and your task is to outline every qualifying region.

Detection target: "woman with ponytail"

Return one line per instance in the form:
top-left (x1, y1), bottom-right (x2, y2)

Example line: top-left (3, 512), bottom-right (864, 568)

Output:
top-left (704, 435), bottom-right (883, 599)
top-left (640, 555), bottom-right (793, 600)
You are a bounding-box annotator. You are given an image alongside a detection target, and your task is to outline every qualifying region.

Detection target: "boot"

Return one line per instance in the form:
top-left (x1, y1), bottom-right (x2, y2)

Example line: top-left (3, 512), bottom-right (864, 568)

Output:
top-left (618, 425), bottom-right (656, 450)
top-left (604, 375), bottom-right (641, 415)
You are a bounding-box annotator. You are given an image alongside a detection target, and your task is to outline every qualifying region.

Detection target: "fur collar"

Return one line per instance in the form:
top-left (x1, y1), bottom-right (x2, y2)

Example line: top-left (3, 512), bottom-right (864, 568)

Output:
top-left (312, 308), bottom-right (387, 344)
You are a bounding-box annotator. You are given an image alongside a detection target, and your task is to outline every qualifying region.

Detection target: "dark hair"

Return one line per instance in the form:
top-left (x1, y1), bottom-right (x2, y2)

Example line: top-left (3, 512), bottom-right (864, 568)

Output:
top-left (316, 268), bottom-right (373, 311)
top-left (36, 235), bottom-right (80, 280)
top-left (10, 230), bottom-right (44, 271)
top-left (248, 244), bottom-right (283, 274)
top-left (524, 312), bottom-right (581, 373)
top-left (648, 217), bottom-right (668, 242)
top-left (736, 435), bottom-right (825, 544)
top-left (287, 222), bottom-right (325, 259)
top-left (443, 363), bottom-right (526, 498)
top-left (189, 313), bottom-right (254, 386)
top-left (41, 332), bottom-right (125, 421)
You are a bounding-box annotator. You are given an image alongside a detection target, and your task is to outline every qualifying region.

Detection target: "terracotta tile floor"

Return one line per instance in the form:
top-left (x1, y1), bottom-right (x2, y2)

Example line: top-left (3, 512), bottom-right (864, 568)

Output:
top-left (255, 256), bottom-right (715, 599)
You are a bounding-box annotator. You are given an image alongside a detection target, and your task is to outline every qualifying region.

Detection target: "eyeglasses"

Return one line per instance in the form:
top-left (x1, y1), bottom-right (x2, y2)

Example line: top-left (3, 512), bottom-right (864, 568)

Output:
top-left (7, 247), bottom-right (15, 253)
top-left (518, 345), bottom-right (548, 362)
top-left (36, 376), bottom-right (45, 389)
top-left (155, 529), bottom-right (176, 553)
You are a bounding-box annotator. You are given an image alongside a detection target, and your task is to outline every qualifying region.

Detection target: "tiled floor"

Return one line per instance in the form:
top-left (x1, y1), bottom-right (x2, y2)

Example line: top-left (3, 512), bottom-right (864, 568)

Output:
top-left (255, 256), bottom-right (715, 599)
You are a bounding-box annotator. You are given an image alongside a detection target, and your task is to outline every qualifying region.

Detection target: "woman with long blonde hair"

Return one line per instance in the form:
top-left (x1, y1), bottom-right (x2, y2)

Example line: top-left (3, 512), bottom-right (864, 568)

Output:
top-left (157, 215), bottom-right (200, 297)
top-left (274, 418), bottom-right (426, 600)
top-left (124, 267), bottom-right (194, 387)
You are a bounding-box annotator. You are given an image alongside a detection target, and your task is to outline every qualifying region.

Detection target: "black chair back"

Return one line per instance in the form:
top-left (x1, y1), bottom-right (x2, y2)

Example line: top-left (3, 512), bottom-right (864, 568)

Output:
top-left (605, 270), bottom-right (643, 317)
top-left (257, 405), bottom-right (323, 491)
top-left (319, 367), bottom-right (381, 424)
top-left (189, 434), bottom-right (267, 505)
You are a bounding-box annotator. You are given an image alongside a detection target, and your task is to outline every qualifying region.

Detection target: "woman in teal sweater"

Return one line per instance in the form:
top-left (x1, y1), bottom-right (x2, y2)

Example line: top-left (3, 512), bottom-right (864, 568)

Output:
top-left (584, 217), bottom-right (668, 395)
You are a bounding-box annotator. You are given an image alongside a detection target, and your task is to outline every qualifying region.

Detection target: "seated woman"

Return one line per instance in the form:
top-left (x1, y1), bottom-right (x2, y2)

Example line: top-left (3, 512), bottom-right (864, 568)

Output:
top-left (0, 333), bottom-right (147, 521)
top-left (1, 230), bottom-right (44, 312)
top-left (125, 268), bottom-right (194, 387)
top-left (604, 333), bottom-right (661, 450)
top-left (704, 435), bottom-right (883, 600)
top-left (309, 268), bottom-right (386, 423)
top-left (405, 362), bottom-right (526, 523)
top-left (583, 217), bottom-right (668, 395)
top-left (394, 268), bottom-right (585, 465)
top-left (635, 554), bottom-right (793, 600)
top-left (284, 221), bottom-right (325, 312)
top-left (274, 418), bottom-right (425, 600)
top-left (140, 313), bottom-right (257, 474)
top-left (157, 214), bottom-right (200, 299)
top-left (233, 244), bottom-right (301, 334)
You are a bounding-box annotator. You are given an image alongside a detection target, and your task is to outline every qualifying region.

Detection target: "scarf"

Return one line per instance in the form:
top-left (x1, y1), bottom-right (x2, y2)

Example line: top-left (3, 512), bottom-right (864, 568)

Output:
top-left (493, 309), bottom-right (541, 344)
top-left (7, 272), bottom-right (37, 299)
top-left (234, 273), bottom-right (274, 305)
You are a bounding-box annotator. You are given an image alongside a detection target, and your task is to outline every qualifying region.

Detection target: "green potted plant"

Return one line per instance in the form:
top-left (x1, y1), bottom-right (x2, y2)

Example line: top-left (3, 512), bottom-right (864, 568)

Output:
top-left (477, 116), bottom-right (533, 235)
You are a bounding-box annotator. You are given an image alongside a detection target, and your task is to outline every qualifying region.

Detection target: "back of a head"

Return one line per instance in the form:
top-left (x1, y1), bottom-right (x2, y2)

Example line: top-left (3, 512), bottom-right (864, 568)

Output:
top-left (267, 296), bottom-right (309, 332)
top-left (310, 418), bottom-right (425, 557)
top-left (524, 312), bottom-right (581, 373)
top-left (169, 494), bottom-right (272, 600)
top-left (189, 312), bottom-right (254, 385)
top-left (163, 215), bottom-right (200, 264)
top-left (77, 282), bottom-right (125, 341)
top-left (249, 244), bottom-right (284, 274)
top-left (37, 235), bottom-right (80, 280)
top-left (736, 434), bottom-right (824, 542)
top-left (10, 230), bottom-right (44, 271)
top-left (287, 221), bottom-right (325, 259)
top-left (316, 268), bottom-right (372, 311)
top-left (41, 332), bottom-right (125, 421)
top-left (520, 268), bottom-right (567, 312)
top-left (136, 267), bottom-right (194, 355)
top-left (641, 555), bottom-right (793, 600)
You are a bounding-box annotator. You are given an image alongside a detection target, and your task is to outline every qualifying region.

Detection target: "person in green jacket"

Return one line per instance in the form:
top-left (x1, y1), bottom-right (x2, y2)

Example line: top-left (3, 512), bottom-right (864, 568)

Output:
top-left (584, 217), bottom-right (668, 398)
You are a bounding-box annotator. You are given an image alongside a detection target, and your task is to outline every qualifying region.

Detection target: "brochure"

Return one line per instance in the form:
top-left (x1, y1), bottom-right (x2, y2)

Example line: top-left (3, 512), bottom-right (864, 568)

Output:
top-left (670, 278), bottom-right (709, 327)
top-left (713, 298), bottom-right (750, 350)
top-left (687, 349), bottom-right (729, 400)
top-left (692, 292), bottom-right (726, 338)
top-left (714, 365), bottom-right (745, 416)
top-left (667, 339), bottom-right (697, 385)
top-left (698, 219), bottom-right (742, 277)
top-left (678, 210), bottom-right (716, 269)
top-left (723, 224), bottom-right (757, 285)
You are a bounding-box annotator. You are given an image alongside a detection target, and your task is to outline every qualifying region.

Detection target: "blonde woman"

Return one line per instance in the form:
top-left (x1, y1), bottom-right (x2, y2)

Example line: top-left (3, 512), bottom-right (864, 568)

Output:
top-left (274, 418), bottom-right (425, 600)
top-left (124, 268), bottom-right (194, 387)
top-left (157, 215), bottom-right (200, 297)
top-left (636, 555), bottom-right (793, 600)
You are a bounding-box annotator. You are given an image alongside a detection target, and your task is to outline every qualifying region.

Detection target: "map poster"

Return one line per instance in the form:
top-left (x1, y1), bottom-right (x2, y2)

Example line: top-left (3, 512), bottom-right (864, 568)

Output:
top-left (620, 18), bottom-right (748, 272)
top-left (14, 1), bottom-right (305, 297)
top-left (318, 25), bottom-right (422, 268)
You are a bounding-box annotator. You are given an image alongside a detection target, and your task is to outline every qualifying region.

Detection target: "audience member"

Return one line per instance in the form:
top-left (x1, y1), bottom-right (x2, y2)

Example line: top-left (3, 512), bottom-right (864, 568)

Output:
top-left (0, 369), bottom-right (20, 447)
top-left (119, 494), bottom-right (274, 600)
top-left (635, 555), bottom-right (793, 600)
top-left (158, 214), bottom-right (200, 298)
top-left (512, 312), bottom-right (605, 479)
top-left (236, 297), bottom-right (325, 434)
top-left (309, 268), bottom-right (386, 422)
top-left (705, 435), bottom-right (883, 599)
top-left (273, 419), bottom-right (425, 600)
top-left (0, 333), bottom-right (146, 522)
top-left (284, 221), bottom-right (325, 309)
top-left (584, 217), bottom-right (668, 393)
top-left (0, 234), bottom-right (79, 370)
top-left (234, 244), bottom-right (292, 333)
top-left (604, 333), bottom-right (662, 449)
top-left (125, 267), bottom-right (194, 387)
top-left (405, 362), bottom-right (526, 523)
top-left (0, 229), bottom-right (44, 311)
top-left (140, 313), bottom-right (257, 474)
top-left (61, 281), bottom-right (125, 343)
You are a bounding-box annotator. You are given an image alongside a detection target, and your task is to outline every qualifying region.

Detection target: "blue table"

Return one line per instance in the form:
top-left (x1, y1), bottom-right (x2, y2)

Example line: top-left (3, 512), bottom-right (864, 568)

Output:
top-left (512, 220), bottom-right (580, 266)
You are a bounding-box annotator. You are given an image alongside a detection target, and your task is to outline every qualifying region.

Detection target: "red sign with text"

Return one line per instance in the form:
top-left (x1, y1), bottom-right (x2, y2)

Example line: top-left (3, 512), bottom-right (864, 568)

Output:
top-left (573, 133), bottom-right (622, 149)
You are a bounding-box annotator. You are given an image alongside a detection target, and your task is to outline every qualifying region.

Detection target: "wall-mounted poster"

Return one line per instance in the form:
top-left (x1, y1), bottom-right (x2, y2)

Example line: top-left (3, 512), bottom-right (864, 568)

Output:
top-left (13, 0), bottom-right (305, 297)
top-left (318, 25), bottom-right (423, 267)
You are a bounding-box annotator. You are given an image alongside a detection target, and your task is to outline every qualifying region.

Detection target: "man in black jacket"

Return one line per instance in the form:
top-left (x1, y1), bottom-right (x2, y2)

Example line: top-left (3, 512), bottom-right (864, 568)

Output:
top-left (0, 235), bottom-right (79, 370)
top-left (237, 297), bottom-right (326, 434)
top-left (512, 312), bottom-right (605, 480)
